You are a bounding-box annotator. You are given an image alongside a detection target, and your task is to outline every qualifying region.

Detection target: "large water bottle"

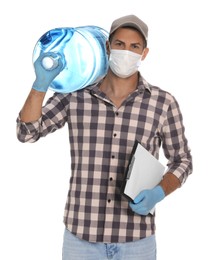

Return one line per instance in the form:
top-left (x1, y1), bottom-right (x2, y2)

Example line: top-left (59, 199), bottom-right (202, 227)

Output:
top-left (32, 26), bottom-right (109, 93)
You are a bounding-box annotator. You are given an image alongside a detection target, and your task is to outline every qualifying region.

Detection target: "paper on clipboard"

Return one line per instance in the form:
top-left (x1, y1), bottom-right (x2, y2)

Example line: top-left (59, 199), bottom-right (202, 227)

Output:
top-left (121, 141), bottom-right (165, 213)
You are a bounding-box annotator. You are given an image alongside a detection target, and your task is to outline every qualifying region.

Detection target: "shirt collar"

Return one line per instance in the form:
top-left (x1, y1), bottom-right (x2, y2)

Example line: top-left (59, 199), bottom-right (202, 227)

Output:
top-left (137, 73), bottom-right (151, 94)
top-left (85, 73), bottom-right (151, 96)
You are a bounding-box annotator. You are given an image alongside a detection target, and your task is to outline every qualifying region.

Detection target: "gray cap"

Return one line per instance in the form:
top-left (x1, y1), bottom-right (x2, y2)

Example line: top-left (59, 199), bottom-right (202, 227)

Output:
top-left (109, 14), bottom-right (148, 43)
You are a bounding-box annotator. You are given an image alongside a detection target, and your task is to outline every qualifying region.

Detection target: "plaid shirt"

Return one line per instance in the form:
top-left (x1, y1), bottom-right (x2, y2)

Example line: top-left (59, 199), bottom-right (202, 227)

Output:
top-left (16, 75), bottom-right (192, 243)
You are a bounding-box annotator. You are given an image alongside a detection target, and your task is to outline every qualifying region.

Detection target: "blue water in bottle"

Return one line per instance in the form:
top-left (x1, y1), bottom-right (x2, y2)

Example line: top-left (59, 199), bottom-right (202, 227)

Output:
top-left (32, 26), bottom-right (109, 93)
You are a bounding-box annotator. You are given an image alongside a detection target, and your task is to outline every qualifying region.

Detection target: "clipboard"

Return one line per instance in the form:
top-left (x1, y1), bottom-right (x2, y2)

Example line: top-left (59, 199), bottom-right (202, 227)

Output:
top-left (121, 140), bottom-right (165, 204)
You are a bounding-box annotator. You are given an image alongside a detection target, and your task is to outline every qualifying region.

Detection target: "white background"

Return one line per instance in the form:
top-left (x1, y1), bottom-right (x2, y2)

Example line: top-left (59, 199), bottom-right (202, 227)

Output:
top-left (1, 0), bottom-right (209, 259)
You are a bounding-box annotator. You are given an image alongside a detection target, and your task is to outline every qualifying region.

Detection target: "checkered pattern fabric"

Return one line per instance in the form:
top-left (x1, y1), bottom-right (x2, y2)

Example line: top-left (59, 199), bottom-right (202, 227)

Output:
top-left (17, 75), bottom-right (192, 243)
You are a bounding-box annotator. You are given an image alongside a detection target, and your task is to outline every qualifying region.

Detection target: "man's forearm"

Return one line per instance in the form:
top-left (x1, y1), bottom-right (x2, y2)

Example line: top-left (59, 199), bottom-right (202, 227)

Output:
top-left (159, 172), bottom-right (181, 196)
top-left (20, 89), bottom-right (46, 122)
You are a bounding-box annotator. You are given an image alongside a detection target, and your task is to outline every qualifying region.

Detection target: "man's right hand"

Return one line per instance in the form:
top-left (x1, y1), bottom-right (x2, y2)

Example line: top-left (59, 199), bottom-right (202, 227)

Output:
top-left (32, 52), bottom-right (64, 92)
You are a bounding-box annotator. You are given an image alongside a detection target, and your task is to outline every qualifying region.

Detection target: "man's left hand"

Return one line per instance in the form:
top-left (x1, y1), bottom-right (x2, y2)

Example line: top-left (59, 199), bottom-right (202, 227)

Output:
top-left (129, 186), bottom-right (165, 215)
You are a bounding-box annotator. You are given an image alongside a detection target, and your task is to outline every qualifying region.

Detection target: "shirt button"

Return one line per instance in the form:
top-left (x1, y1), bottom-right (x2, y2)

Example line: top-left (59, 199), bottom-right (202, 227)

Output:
top-left (109, 177), bottom-right (113, 181)
top-left (108, 199), bottom-right (111, 203)
top-left (115, 112), bottom-right (119, 116)
top-left (111, 155), bottom-right (115, 159)
top-left (113, 133), bottom-right (117, 137)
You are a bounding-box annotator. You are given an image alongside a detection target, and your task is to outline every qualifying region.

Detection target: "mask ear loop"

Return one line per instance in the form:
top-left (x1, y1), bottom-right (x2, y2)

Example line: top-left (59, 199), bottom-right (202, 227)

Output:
top-left (141, 47), bottom-right (150, 61)
top-left (141, 48), bottom-right (145, 59)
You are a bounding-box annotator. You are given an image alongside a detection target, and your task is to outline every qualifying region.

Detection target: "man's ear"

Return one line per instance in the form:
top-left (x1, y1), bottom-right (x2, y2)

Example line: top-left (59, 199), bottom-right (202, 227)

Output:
top-left (141, 48), bottom-right (149, 60)
top-left (106, 40), bottom-right (110, 55)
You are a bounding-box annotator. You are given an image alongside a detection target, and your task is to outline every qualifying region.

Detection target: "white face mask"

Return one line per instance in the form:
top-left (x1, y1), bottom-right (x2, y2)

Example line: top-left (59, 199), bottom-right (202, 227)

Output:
top-left (109, 49), bottom-right (142, 78)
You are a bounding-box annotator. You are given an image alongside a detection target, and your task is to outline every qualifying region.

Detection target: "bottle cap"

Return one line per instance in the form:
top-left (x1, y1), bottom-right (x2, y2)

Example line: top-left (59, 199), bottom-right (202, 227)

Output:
top-left (41, 56), bottom-right (59, 70)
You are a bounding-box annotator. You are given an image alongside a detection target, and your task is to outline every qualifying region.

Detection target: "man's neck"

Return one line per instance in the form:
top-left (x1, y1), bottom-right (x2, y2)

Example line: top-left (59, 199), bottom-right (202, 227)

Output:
top-left (99, 71), bottom-right (139, 108)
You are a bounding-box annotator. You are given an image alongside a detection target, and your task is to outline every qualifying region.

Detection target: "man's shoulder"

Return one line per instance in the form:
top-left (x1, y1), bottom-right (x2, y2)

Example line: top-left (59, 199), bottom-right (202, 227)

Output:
top-left (143, 80), bottom-right (176, 104)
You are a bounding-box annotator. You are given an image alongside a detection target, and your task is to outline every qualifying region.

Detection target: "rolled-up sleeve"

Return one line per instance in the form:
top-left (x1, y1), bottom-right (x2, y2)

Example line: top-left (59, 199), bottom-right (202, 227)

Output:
top-left (16, 93), bottom-right (69, 143)
top-left (16, 115), bottom-right (42, 143)
top-left (162, 95), bottom-right (193, 185)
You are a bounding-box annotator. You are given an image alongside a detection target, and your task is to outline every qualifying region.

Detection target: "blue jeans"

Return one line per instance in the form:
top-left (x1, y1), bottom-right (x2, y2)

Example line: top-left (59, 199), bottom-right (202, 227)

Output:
top-left (62, 228), bottom-right (156, 260)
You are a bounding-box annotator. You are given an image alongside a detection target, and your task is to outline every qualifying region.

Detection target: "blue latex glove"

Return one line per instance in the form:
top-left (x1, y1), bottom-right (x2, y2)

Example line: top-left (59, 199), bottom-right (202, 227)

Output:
top-left (32, 52), bottom-right (64, 92)
top-left (129, 186), bottom-right (165, 215)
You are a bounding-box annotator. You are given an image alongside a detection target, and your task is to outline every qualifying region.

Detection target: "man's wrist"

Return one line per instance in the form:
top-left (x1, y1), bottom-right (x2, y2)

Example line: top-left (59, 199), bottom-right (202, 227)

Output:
top-left (153, 185), bottom-right (165, 202)
top-left (32, 80), bottom-right (49, 93)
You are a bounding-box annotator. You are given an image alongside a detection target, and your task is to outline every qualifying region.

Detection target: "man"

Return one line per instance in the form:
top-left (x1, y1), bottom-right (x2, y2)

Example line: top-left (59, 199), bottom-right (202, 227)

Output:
top-left (16, 14), bottom-right (192, 260)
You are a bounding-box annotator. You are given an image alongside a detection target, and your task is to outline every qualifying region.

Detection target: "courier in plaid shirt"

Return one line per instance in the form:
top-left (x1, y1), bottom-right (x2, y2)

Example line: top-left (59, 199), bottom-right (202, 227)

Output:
top-left (17, 14), bottom-right (192, 260)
